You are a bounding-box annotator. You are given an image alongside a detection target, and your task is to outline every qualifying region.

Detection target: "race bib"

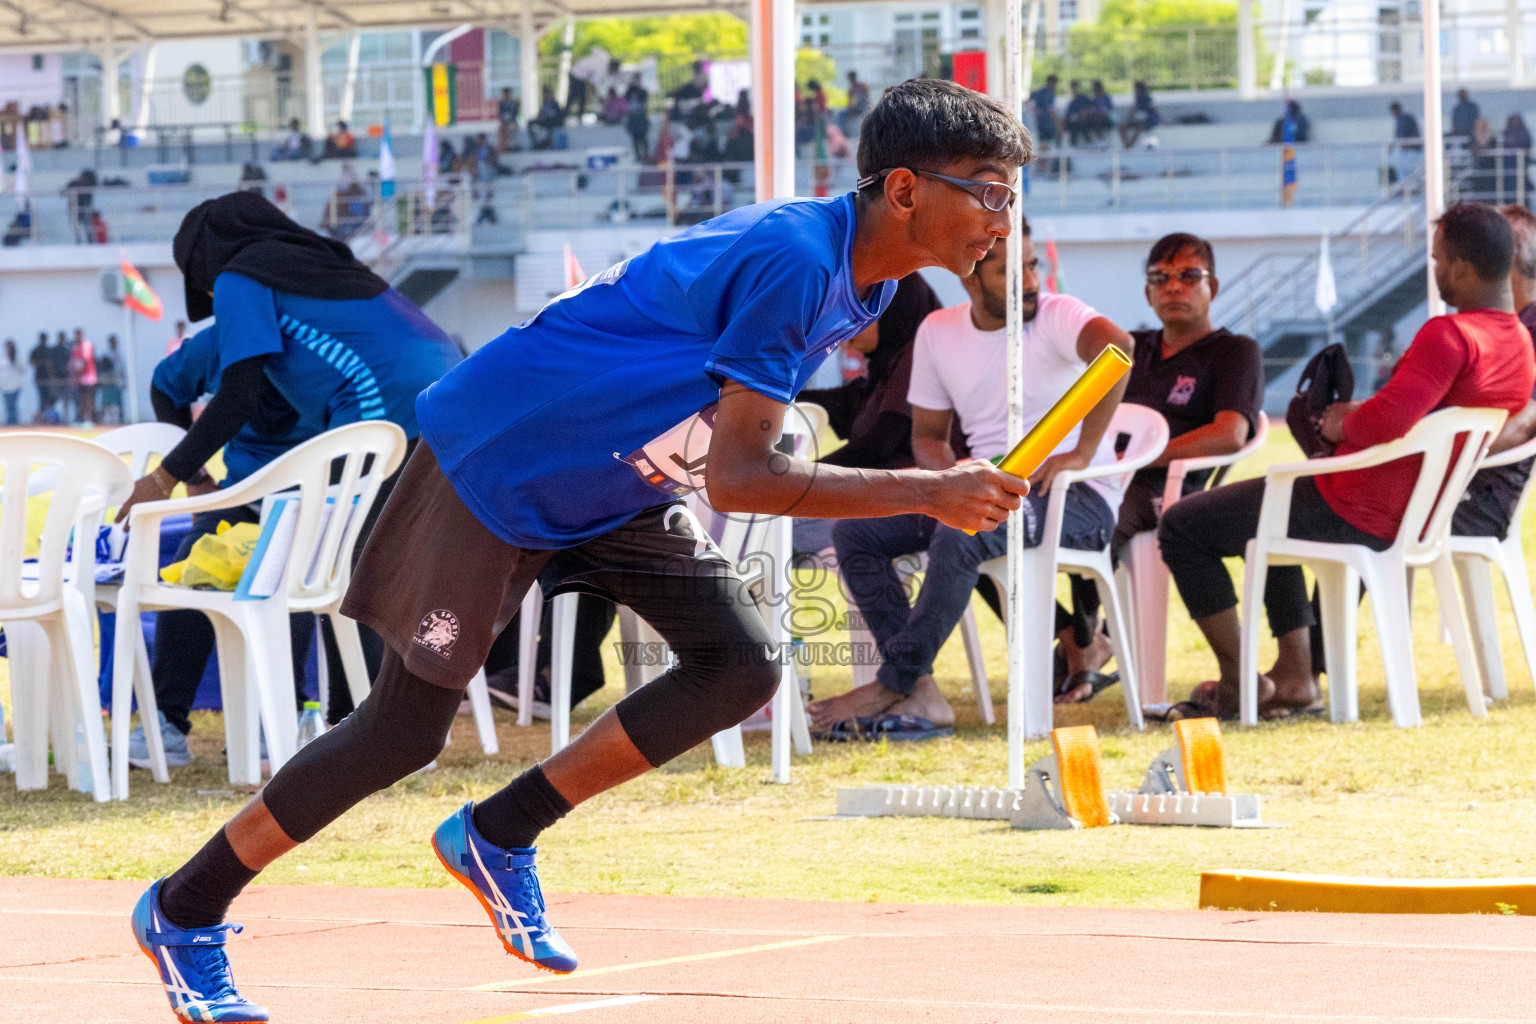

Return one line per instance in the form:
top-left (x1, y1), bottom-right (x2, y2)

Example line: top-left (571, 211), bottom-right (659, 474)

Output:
top-left (619, 403), bottom-right (716, 497)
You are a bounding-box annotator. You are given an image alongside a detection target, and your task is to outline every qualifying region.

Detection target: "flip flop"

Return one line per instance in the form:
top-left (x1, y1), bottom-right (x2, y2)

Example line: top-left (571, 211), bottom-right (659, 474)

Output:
top-left (814, 713), bottom-right (954, 743)
top-left (1054, 669), bottom-right (1121, 704)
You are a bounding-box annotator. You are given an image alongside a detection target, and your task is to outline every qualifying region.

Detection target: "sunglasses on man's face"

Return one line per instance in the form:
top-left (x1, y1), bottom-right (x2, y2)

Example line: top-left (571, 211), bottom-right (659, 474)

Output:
top-left (856, 167), bottom-right (1018, 211)
top-left (1146, 268), bottom-right (1213, 288)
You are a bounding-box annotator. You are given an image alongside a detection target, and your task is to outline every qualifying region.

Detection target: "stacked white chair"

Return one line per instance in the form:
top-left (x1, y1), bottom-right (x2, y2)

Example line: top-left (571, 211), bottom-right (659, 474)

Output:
top-left (1445, 431), bottom-right (1536, 702)
top-left (110, 422), bottom-right (407, 799)
top-left (970, 403), bottom-right (1168, 787)
top-left (2, 433), bottom-right (132, 801)
top-left (521, 408), bottom-right (817, 782)
top-left (1116, 411), bottom-right (1270, 704)
top-left (1237, 406), bottom-right (1504, 728)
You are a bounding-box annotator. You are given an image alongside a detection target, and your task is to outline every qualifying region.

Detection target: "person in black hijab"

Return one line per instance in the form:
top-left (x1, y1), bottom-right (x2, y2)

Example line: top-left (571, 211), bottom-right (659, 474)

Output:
top-left (118, 191), bottom-right (462, 761)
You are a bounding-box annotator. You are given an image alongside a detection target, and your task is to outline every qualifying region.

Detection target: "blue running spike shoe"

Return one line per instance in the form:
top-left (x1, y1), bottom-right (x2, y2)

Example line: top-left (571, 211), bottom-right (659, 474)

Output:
top-left (132, 879), bottom-right (269, 1023)
top-left (431, 802), bottom-right (578, 974)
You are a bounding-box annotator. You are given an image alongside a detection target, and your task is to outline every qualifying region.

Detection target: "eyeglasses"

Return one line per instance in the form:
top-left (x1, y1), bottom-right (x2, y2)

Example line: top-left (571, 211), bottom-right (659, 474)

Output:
top-left (1146, 268), bottom-right (1213, 288)
top-left (855, 167), bottom-right (1019, 211)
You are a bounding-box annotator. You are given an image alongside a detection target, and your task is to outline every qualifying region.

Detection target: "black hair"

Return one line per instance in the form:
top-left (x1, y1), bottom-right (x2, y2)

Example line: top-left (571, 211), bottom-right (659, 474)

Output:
top-left (1438, 201), bottom-right (1514, 282)
top-left (1501, 203), bottom-right (1536, 280)
top-left (1146, 232), bottom-right (1215, 275)
top-left (856, 78), bottom-right (1032, 192)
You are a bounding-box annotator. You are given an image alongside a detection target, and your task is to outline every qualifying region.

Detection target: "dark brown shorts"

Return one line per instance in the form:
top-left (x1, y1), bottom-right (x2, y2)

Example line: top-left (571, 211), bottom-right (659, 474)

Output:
top-left (341, 442), bottom-right (736, 690)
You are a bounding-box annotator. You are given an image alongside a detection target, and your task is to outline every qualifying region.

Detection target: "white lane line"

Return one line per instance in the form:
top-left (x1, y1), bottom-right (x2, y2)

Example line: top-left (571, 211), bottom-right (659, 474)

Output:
top-left (455, 994), bottom-right (658, 1024)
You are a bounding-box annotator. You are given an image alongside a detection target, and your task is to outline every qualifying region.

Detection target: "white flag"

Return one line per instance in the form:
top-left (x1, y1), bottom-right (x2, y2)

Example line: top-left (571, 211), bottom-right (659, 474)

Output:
top-left (1314, 233), bottom-right (1337, 316)
top-left (378, 119), bottom-right (395, 198)
top-left (14, 126), bottom-right (30, 205)
top-left (422, 117), bottom-right (438, 207)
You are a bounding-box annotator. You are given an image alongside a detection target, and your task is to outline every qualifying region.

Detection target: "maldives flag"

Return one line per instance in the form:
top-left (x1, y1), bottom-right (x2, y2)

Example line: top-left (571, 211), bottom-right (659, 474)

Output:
top-left (122, 260), bottom-right (163, 320)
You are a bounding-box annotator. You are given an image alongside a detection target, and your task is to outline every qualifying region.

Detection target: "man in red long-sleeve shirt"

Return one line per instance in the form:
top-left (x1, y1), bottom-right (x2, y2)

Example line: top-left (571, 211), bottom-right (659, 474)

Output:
top-left (1158, 201), bottom-right (1535, 720)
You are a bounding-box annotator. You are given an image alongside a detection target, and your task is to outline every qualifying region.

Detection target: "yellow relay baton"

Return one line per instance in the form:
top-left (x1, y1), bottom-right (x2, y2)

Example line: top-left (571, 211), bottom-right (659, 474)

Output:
top-left (963, 344), bottom-right (1133, 535)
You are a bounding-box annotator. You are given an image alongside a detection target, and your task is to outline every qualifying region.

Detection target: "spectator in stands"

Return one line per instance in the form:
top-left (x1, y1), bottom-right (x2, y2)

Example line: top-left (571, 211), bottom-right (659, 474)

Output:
top-left (1060, 233), bottom-right (1263, 703)
top-left (598, 86), bottom-right (629, 126)
top-left (811, 229), bottom-right (1133, 729)
top-left (1088, 79), bottom-right (1114, 136)
top-left (1388, 101), bottom-right (1421, 185)
top-left (118, 191), bottom-right (464, 762)
top-left (1502, 115), bottom-right (1533, 200)
top-left (96, 334), bottom-right (122, 424)
top-left (1466, 117), bottom-right (1500, 201)
top-left (1028, 74), bottom-right (1060, 150)
top-left (166, 320), bottom-right (189, 356)
top-left (625, 76), bottom-right (650, 161)
top-left (566, 46), bottom-right (611, 119)
top-left (322, 161), bottom-right (367, 241)
top-left (48, 331), bottom-right (71, 421)
top-left (0, 340), bottom-right (23, 425)
top-left (88, 209), bottom-right (109, 244)
top-left (1450, 88), bottom-right (1480, 140)
top-left (437, 138), bottom-right (457, 173)
top-left (1158, 202), bottom-right (1535, 720)
top-left (63, 168), bottom-right (95, 243)
top-left (794, 273), bottom-right (945, 558)
top-left (669, 60), bottom-right (708, 122)
top-left (27, 332), bottom-right (50, 421)
top-left (238, 162), bottom-right (267, 194)
top-left (1118, 80), bottom-right (1160, 148)
top-left (1063, 79), bottom-right (1096, 147)
top-left (3, 200), bottom-right (31, 246)
top-left (1268, 99), bottom-right (1311, 144)
top-left (321, 120), bottom-right (357, 160)
top-left (724, 90), bottom-right (753, 162)
top-left (497, 87), bottom-right (520, 152)
top-left (70, 328), bottom-right (96, 424)
top-left (271, 118), bottom-right (310, 161)
top-left (842, 70), bottom-right (870, 133)
top-left (530, 86), bottom-right (564, 150)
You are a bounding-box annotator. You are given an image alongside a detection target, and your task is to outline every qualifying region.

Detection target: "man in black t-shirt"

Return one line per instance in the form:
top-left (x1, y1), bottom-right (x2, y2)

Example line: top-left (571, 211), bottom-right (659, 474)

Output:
top-left (1060, 232), bottom-right (1263, 702)
top-left (1451, 204), bottom-right (1536, 538)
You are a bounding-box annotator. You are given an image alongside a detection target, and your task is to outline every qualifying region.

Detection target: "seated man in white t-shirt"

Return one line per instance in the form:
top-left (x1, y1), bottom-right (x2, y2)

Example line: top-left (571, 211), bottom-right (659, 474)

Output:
top-left (809, 229), bottom-right (1132, 728)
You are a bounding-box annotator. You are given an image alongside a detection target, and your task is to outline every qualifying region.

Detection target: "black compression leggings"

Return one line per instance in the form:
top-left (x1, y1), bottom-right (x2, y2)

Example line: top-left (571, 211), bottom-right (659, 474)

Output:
top-left (262, 572), bottom-right (780, 844)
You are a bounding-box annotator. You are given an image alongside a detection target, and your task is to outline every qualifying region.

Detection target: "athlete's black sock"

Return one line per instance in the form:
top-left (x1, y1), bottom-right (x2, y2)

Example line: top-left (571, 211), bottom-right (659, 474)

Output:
top-left (158, 828), bottom-right (260, 929)
top-left (473, 765), bottom-right (573, 850)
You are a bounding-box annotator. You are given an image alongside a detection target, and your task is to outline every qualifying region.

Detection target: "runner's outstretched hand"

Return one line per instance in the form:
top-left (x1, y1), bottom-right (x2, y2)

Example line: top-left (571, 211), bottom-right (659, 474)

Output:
top-left (926, 459), bottom-right (1028, 533)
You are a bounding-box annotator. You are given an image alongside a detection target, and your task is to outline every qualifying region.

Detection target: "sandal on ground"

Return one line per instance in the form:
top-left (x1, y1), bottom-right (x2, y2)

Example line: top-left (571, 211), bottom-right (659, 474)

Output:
top-left (814, 713), bottom-right (954, 743)
top-left (1054, 670), bottom-right (1121, 704)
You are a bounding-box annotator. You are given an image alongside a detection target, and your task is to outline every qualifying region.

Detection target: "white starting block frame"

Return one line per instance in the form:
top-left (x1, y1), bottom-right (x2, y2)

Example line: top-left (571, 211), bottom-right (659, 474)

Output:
top-left (835, 728), bottom-right (1278, 829)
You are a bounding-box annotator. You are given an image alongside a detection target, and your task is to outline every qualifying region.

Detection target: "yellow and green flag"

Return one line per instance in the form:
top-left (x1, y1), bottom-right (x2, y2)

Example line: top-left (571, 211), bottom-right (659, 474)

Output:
top-left (122, 259), bottom-right (162, 321)
top-left (425, 63), bottom-right (457, 127)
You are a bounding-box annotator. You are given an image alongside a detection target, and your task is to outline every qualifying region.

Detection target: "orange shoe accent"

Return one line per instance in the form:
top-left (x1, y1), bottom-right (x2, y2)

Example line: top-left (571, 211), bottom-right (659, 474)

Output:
top-left (1050, 725), bottom-right (1112, 828)
top-left (1174, 717), bottom-right (1226, 795)
top-left (431, 836), bottom-right (574, 976)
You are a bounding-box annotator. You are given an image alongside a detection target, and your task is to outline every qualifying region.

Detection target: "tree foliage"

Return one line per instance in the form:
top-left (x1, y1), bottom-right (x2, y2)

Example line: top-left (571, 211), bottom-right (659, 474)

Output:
top-left (541, 14), bottom-right (748, 90)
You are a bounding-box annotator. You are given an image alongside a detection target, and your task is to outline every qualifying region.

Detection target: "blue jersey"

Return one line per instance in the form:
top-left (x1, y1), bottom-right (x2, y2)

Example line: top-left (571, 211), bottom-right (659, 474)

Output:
top-left (152, 326), bottom-right (318, 485)
top-left (210, 271), bottom-right (461, 439)
top-left (418, 193), bottom-right (895, 548)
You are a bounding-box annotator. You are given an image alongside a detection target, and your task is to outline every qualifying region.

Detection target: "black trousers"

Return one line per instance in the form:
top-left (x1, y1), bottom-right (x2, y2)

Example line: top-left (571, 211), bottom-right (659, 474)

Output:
top-left (1158, 477), bottom-right (1391, 637)
top-left (482, 594), bottom-right (617, 709)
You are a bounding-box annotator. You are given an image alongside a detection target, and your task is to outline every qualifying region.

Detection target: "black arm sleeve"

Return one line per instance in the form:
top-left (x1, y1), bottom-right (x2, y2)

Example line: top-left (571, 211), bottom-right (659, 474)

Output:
top-left (159, 356), bottom-right (268, 482)
top-left (816, 411), bottom-right (913, 469)
top-left (151, 385), bottom-right (194, 430)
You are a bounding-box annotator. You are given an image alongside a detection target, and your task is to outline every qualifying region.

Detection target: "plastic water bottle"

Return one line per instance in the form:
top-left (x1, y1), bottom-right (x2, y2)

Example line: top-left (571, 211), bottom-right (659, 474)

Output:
top-left (296, 701), bottom-right (326, 750)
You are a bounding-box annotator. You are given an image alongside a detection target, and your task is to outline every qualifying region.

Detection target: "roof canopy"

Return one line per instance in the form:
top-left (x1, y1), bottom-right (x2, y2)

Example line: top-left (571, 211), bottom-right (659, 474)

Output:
top-left (0, 0), bottom-right (762, 52)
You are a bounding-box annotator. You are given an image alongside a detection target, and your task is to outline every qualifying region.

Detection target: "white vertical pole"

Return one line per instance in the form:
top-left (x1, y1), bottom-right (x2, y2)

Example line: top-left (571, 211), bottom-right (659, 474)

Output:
top-left (986, 0), bottom-right (1006, 98)
top-left (1268, 0), bottom-right (1292, 92)
top-left (304, 5), bottom-right (325, 138)
top-left (1237, 0), bottom-right (1257, 100)
top-left (103, 17), bottom-right (121, 128)
top-left (134, 45), bottom-right (156, 133)
top-left (751, 0), bottom-right (796, 201)
top-left (121, 303), bottom-right (139, 425)
top-left (520, 0), bottom-right (540, 125)
top-left (1004, 0), bottom-right (1027, 790)
top-left (339, 33), bottom-right (361, 123)
top-left (1509, 0), bottom-right (1527, 89)
top-left (555, 19), bottom-right (575, 108)
top-left (1423, 0), bottom-right (1446, 317)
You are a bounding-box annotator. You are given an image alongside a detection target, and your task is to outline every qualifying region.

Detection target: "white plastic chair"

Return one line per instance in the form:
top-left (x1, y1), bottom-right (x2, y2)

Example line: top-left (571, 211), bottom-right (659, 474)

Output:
top-left (1447, 430), bottom-right (1536, 702)
top-left (523, 409), bottom-right (816, 782)
top-left (2, 433), bottom-right (133, 801)
top-left (1238, 406), bottom-right (1504, 728)
top-left (110, 422), bottom-right (408, 799)
top-left (1116, 411), bottom-right (1270, 704)
top-left (978, 404), bottom-right (1167, 783)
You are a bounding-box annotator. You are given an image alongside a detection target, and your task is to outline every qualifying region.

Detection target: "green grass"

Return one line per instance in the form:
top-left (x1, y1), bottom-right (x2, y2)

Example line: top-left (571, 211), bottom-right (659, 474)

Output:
top-left (4, 428), bottom-right (1536, 909)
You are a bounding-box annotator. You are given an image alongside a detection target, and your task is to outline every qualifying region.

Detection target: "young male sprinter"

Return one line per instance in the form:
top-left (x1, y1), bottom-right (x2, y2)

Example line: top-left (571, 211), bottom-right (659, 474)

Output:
top-left (133, 78), bottom-right (1033, 1023)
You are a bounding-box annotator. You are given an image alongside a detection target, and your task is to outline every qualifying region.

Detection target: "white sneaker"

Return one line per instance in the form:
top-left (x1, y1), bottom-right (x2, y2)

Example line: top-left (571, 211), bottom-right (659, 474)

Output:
top-left (126, 712), bottom-right (193, 768)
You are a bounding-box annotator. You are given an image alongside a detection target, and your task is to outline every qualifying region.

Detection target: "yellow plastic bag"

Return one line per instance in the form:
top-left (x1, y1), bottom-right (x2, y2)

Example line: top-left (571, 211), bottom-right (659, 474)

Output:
top-left (160, 521), bottom-right (263, 591)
